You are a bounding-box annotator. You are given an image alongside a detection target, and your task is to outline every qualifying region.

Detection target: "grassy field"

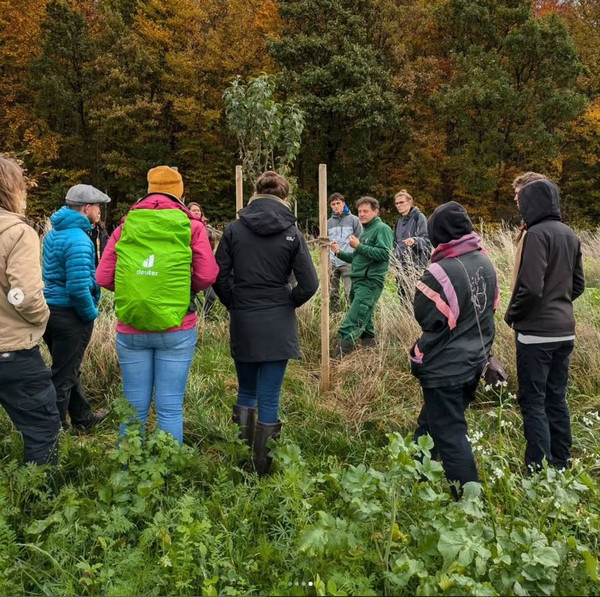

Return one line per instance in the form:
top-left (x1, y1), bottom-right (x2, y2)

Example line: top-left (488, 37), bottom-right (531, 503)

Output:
top-left (0, 228), bottom-right (599, 595)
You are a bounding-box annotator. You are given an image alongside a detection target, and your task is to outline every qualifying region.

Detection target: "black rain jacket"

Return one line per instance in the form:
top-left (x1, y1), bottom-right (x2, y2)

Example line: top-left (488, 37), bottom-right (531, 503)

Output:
top-left (213, 195), bottom-right (319, 362)
top-left (505, 180), bottom-right (585, 335)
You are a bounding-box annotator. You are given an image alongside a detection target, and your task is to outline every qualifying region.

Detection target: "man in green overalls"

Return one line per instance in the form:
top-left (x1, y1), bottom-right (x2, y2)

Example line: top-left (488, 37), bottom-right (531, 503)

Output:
top-left (331, 196), bottom-right (394, 357)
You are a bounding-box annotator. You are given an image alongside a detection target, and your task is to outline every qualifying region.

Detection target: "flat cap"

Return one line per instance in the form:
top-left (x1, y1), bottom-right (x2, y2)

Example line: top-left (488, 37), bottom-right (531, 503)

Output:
top-left (65, 184), bottom-right (111, 205)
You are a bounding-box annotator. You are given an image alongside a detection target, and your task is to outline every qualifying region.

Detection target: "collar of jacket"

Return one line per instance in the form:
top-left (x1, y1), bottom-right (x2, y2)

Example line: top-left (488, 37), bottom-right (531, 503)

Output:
top-left (248, 194), bottom-right (291, 210)
top-left (363, 216), bottom-right (381, 229)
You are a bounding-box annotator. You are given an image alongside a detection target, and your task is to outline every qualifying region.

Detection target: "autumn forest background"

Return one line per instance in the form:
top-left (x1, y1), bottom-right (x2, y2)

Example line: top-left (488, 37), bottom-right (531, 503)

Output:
top-left (1, 0), bottom-right (599, 228)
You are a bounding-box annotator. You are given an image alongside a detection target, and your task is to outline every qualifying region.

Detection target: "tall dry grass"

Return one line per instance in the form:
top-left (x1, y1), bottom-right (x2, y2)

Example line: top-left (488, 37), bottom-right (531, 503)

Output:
top-left (81, 225), bottom-right (600, 428)
top-left (295, 225), bottom-right (600, 426)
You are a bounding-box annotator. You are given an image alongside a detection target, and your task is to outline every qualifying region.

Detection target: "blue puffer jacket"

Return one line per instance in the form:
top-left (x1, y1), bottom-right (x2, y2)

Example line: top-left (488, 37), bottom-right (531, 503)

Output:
top-left (43, 206), bottom-right (100, 323)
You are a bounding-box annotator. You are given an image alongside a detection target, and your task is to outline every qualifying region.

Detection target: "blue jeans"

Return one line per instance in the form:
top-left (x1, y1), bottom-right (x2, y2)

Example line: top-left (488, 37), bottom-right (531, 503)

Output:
top-left (235, 360), bottom-right (288, 424)
top-left (116, 328), bottom-right (196, 444)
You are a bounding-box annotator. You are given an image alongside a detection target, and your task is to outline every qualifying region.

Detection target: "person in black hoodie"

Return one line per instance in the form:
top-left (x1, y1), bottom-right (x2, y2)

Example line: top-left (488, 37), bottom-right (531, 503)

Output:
top-left (213, 171), bottom-right (319, 475)
top-left (411, 202), bottom-right (498, 498)
top-left (505, 179), bottom-right (585, 472)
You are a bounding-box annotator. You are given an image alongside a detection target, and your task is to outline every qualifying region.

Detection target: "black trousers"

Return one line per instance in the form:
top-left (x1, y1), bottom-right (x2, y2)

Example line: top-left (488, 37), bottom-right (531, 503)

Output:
top-left (414, 375), bottom-right (480, 490)
top-left (43, 306), bottom-right (95, 428)
top-left (516, 339), bottom-right (574, 470)
top-left (0, 346), bottom-right (60, 464)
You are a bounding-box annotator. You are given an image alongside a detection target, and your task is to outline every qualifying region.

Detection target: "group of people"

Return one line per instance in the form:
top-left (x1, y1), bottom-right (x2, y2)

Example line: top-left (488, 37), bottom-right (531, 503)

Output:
top-left (0, 156), bottom-right (584, 491)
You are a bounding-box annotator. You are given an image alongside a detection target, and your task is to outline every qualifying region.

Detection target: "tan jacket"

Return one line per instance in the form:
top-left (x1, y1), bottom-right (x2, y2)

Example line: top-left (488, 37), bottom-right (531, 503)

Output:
top-left (0, 208), bottom-right (49, 351)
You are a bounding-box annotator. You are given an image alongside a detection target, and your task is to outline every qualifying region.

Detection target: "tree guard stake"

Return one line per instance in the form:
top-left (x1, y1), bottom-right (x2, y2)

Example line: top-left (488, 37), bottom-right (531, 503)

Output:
top-left (319, 163), bottom-right (331, 391)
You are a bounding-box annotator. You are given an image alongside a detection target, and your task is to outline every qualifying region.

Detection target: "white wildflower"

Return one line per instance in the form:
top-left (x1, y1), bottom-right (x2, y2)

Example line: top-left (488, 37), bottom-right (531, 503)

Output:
top-left (493, 467), bottom-right (504, 479)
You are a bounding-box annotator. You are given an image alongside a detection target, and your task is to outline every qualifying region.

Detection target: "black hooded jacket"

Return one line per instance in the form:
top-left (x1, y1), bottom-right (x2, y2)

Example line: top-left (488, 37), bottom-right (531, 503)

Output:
top-left (213, 195), bottom-right (319, 362)
top-left (410, 202), bottom-right (498, 388)
top-left (505, 180), bottom-right (585, 336)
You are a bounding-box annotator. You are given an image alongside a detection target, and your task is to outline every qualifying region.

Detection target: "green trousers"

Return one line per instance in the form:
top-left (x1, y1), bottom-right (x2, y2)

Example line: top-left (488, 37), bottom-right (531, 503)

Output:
top-left (338, 279), bottom-right (383, 343)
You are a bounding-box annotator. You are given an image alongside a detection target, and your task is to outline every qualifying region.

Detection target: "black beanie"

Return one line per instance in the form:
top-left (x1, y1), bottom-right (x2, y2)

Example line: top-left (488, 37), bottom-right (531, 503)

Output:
top-left (427, 201), bottom-right (473, 248)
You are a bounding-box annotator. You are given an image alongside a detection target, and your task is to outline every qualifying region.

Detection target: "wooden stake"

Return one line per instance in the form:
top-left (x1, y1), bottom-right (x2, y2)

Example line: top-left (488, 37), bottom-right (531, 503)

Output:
top-left (235, 165), bottom-right (243, 218)
top-left (319, 163), bottom-right (331, 391)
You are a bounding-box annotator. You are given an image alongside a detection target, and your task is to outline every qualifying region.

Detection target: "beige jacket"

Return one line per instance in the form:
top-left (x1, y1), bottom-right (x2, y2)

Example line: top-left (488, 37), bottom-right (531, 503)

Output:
top-left (0, 208), bottom-right (49, 351)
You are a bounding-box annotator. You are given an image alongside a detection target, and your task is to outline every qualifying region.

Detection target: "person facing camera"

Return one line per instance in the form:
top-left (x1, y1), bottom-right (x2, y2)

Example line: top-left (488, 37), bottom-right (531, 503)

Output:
top-left (213, 171), bottom-right (319, 476)
top-left (0, 155), bottom-right (61, 465)
top-left (96, 166), bottom-right (219, 444)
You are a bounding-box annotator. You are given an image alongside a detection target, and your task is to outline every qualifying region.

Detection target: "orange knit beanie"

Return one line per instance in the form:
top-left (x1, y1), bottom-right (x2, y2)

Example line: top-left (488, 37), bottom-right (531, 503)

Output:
top-left (147, 166), bottom-right (184, 199)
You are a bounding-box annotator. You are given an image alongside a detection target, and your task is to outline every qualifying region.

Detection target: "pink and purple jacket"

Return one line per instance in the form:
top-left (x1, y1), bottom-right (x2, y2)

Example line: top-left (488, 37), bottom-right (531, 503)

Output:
top-left (96, 194), bottom-right (219, 334)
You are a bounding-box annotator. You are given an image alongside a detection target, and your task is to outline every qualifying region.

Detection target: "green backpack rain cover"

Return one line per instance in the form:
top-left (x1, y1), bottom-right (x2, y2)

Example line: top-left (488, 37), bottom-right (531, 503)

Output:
top-left (115, 208), bottom-right (192, 331)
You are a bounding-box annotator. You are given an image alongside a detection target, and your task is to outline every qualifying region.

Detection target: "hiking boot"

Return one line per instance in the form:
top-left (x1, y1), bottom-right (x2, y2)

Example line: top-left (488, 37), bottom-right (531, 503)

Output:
top-left (253, 420), bottom-right (282, 477)
top-left (361, 336), bottom-right (376, 348)
top-left (72, 409), bottom-right (109, 432)
top-left (232, 404), bottom-right (256, 448)
top-left (332, 339), bottom-right (355, 359)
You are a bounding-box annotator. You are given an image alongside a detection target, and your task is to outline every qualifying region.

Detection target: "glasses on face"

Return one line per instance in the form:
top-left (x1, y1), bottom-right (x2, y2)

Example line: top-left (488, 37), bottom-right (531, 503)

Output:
top-left (395, 201), bottom-right (408, 206)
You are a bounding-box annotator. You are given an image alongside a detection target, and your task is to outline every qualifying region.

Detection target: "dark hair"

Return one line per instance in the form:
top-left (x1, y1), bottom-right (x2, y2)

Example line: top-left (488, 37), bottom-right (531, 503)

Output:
top-left (255, 171), bottom-right (290, 199)
top-left (329, 192), bottom-right (345, 203)
top-left (187, 201), bottom-right (203, 215)
top-left (356, 196), bottom-right (379, 211)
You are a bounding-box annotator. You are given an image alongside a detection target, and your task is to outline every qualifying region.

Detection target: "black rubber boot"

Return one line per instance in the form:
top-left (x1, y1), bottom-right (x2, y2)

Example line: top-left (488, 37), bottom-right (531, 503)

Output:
top-left (232, 405), bottom-right (256, 448)
top-left (333, 339), bottom-right (355, 359)
top-left (361, 335), bottom-right (376, 348)
top-left (253, 420), bottom-right (282, 477)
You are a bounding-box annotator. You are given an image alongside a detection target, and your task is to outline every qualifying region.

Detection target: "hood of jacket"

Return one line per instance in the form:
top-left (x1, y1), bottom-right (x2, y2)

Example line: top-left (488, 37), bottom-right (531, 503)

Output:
top-left (518, 179), bottom-right (562, 228)
top-left (331, 205), bottom-right (351, 219)
top-left (400, 206), bottom-right (422, 222)
top-left (427, 201), bottom-right (473, 248)
top-left (50, 205), bottom-right (92, 232)
top-left (0, 208), bottom-right (26, 236)
top-left (118, 193), bottom-right (196, 225)
top-left (239, 195), bottom-right (296, 236)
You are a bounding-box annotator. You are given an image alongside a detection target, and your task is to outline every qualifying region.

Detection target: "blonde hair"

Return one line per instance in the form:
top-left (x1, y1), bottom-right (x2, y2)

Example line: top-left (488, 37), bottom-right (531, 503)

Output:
top-left (0, 155), bottom-right (26, 214)
top-left (255, 171), bottom-right (290, 200)
top-left (394, 189), bottom-right (413, 203)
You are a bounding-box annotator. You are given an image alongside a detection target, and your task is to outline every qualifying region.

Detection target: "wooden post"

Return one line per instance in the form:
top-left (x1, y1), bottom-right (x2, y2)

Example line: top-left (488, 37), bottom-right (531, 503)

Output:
top-left (235, 165), bottom-right (243, 218)
top-left (319, 163), bottom-right (331, 391)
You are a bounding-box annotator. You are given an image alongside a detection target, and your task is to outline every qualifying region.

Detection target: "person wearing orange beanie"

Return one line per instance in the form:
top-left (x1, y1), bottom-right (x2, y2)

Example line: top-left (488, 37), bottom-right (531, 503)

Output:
top-left (147, 166), bottom-right (184, 199)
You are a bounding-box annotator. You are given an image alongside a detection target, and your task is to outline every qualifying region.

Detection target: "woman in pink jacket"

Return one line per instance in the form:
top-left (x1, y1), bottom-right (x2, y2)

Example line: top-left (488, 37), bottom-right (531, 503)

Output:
top-left (97, 166), bottom-right (218, 443)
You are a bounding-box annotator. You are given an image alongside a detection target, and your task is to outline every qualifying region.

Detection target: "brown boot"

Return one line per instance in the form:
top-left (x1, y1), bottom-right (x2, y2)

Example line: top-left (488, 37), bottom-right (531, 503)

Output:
top-left (232, 405), bottom-right (256, 448)
top-left (253, 420), bottom-right (282, 477)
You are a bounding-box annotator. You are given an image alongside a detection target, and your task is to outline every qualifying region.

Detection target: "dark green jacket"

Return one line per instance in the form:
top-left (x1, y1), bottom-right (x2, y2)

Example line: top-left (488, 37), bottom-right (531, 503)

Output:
top-left (337, 216), bottom-right (393, 285)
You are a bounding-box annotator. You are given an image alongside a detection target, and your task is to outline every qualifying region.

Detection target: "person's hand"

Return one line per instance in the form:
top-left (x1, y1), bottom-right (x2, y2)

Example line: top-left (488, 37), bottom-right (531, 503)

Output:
top-left (330, 242), bottom-right (340, 254)
top-left (349, 235), bottom-right (359, 249)
top-left (402, 237), bottom-right (415, 247)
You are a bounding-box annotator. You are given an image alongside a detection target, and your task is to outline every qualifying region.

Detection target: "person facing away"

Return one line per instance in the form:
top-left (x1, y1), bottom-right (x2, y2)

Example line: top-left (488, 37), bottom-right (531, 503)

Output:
top-left (0, 155), bottom-right (61, 465)
top-left (411, 201), bottom-right (498, 499)
top-left (96, 166), bottom-right (219, 444)
top-left (327, 193), bottom-right (362, 310)
top-left (505, 177), bottom-right (585, 473)
top-left (213, 170), bottom-right (319, 476)
top-left (43, 184), bottom-right (111, 431)
top-left (330, 196), bottom-right (394, 357)
top-left (187, 201), bottom-right (218, 319)
top-left (393, 189), bottom-right (431, 300)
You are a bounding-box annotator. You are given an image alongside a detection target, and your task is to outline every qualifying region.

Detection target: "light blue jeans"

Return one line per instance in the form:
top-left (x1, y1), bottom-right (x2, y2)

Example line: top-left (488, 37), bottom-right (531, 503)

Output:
top-left (116, 328), bottom-right (196, 444)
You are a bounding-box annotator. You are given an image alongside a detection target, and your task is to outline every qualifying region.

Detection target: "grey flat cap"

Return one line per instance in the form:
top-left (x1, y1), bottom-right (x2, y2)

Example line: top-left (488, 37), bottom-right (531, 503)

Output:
top-left (65, 184), bottom-right (111, 205)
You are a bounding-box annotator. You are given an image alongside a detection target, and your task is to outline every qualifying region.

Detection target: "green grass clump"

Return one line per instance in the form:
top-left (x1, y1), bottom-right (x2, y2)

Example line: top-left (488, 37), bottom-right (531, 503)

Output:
top-left (1, 227), bottom-right (599, 595)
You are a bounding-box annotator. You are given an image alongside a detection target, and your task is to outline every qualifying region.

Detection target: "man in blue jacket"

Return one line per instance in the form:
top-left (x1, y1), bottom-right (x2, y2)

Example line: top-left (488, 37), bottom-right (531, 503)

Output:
top-left (327, 193), bottom-right (362, 310)
top-left (43, 185), bottom-right (111, 430)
